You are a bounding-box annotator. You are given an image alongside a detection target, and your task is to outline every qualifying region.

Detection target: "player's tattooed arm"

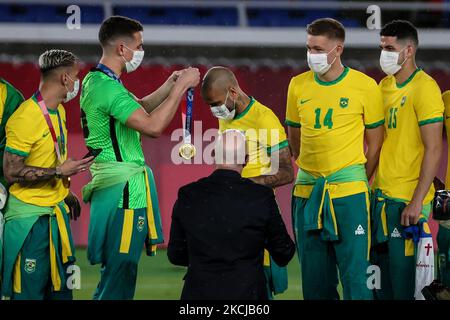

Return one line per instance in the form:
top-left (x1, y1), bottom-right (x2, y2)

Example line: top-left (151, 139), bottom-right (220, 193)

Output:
top-left (249, 147), bottom-right (294, 188)
top-left (3, 151), bottom-right (94, 187)
top-left (3, 151), bottom-right (56, 187)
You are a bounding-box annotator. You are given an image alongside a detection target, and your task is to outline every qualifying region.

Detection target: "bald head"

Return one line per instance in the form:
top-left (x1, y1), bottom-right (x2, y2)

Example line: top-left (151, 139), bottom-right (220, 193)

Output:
top-left (215, 129), bottom-right (247, 170)
top-left (202, 66), bottom-right (238, 95)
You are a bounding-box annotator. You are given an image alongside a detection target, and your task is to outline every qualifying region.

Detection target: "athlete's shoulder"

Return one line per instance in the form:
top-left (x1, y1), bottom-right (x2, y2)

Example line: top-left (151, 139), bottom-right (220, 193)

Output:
top-left (82, 70), bottom-right (119, 91)
top-left (347, 68), bottom-right (378, 87)
top-left (290, 70), bottom-right (315, 86)
top-left (252, 99), bottom-right (282, 125)
top-left (442, 90), bottom-right (450, 104)
top-left (415, 69), bottom-right (439, 86)
top-left (8, 98), bottom-right (39, 123)
top-left (378, 74), bottom-right (395, 88)
top-left (413, 70), bottom-right (441, 93)
top-left (252, 98), bottom-right (272, 115)
top-left (0, 78), bottom-right (25, 101)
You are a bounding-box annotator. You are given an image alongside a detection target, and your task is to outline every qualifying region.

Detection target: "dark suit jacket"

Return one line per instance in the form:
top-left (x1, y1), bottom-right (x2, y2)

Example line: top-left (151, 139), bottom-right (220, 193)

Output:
top-left (167, 169), bottom-right (295, 300)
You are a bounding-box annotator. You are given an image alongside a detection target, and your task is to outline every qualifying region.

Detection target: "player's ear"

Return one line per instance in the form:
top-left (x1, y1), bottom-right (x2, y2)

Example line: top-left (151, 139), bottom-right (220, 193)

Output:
top-left (116, 41), bottom-right (126, 57)
top-left (336, 44), bottom-right (344, 57)
top-left (229, 87), bottom-right (238, 100)
top-left (60, 72), bottom-right (68, 86)
top-left (406, 45), bottom-right (414, 59)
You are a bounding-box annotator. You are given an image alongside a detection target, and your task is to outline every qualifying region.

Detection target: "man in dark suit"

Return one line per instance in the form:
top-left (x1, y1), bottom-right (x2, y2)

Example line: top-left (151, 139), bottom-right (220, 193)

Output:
top-left (168, 130), bottom-right (295, 300)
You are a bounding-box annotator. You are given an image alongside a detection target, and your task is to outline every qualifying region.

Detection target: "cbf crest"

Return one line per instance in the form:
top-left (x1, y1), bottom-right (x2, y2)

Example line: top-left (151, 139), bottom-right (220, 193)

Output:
top-left (339, 97), bottom-right (349, 108)
top-left (137, 216), bottom-right (145, 232)
top-left (25, 258), bottom-right (36, 274)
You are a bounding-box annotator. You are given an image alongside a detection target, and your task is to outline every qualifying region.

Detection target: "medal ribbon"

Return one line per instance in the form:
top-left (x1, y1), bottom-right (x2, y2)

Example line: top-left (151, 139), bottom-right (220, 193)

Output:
top-left (181, 88), bottom-right (194, 145)
top-left (35, 91), bottom-right (65, 164)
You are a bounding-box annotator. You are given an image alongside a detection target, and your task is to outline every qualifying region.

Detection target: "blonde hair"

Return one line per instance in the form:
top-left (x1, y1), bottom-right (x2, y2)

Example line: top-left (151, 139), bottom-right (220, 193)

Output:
top-left (38, 49), bottom-right (77, 75)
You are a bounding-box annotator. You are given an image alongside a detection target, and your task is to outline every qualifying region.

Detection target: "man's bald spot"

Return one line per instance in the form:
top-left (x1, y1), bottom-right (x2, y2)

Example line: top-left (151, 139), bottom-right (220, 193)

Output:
top-left (215, 129), bottom-right (246, 165)
top-left (202, 67), bottom-right (238, 95)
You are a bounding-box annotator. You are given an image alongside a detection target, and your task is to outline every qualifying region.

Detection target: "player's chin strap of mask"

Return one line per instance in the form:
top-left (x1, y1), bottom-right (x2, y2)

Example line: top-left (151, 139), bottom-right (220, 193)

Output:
top-left (295, 164), bottom-right (368, 241)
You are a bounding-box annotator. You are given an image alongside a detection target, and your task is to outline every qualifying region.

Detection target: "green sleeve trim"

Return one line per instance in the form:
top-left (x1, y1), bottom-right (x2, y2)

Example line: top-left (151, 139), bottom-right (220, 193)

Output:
top-left (267, 140), bottom-right (289, 155)
top-left (365, 119), bottom-right (385, 129)
top-left (285, 119), bottom-right (301, 128)
top-left (5, 146), bottom-right (29, 157)
top-left (418, 117), bottom-right (444, 126)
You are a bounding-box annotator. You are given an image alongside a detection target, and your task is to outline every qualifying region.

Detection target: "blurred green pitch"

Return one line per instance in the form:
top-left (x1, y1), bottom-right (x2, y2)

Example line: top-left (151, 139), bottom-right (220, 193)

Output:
top-left (72, 248), bottom-right (305, 300)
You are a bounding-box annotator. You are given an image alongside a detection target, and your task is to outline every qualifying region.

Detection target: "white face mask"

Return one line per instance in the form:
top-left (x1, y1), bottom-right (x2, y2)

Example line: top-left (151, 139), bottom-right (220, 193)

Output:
top-left (63, 75), bottom-right (79, 103)
top-left (210, 91), bottom-right (236, 121)
top-left (379, 48), bottom-right (407, 75)
top-left (307, 46), bottom-right (337, 75)
top-left (122, 45), bottom-right (145, 73)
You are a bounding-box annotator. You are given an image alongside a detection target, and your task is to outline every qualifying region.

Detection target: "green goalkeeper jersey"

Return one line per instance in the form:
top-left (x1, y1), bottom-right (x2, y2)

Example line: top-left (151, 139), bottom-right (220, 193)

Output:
top-left (80, 68), bottom-right (147, 209)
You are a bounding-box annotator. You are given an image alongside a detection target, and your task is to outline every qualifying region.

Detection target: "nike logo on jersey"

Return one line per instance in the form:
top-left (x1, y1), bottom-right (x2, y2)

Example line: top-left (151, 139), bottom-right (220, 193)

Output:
top-left (43, 131), bottom-right (50, 138)
top-left (300, 99), bottom-right (311, 104)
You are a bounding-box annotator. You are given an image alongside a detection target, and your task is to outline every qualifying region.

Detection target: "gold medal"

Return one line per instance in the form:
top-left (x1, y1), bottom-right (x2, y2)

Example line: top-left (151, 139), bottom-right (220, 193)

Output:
top-left (179, 143), bottom-right (196, 160)
top-left (63, 177), bottom-right (71, 188)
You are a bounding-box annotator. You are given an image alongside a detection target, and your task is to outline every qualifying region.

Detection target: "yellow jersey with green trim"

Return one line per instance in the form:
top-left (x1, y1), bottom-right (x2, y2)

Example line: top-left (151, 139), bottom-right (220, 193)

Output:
top-left (5, 97), bottom-right (69, 207)
top-left (219, 97), bottom-right (288, 178)
top-left (442, 90), bottom-right (450, 187)
top-left (373, 69), bottom-right (444, 204)
top-left (0, 79), bottom-right (24, 183)
top-left (285, 67), bottom-right (384, 178)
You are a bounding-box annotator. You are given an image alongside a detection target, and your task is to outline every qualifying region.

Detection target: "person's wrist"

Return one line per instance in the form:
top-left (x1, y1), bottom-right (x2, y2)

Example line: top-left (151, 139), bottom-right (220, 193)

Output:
top-left (173, 81), bottom-right (188, 95)
top-left (55, 166), bottom-right (63, 178)
top-left (410, 199), bottom-right (423, 211)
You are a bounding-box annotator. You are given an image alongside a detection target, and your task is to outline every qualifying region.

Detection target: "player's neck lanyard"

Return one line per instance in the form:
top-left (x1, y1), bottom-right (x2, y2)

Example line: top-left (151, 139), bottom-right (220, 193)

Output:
top-left (34, 90), bottom-right (65, 164)
top-left (97, 63), bottom-right (122, 84)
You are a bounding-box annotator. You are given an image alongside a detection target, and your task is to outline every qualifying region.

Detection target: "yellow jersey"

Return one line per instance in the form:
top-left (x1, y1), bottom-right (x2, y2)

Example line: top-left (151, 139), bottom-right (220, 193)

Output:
top-left (0, 79), bottom-right (24, 183)
top-left (219, 97), bottom-right (288, 178)
top-left (5, 96), bottom-right (69, 206)
top-left (442, 90), bottom-right (450, 187)
top-left (285, 67), bottom-right (384, 177)
top-left (373, 69), bottom-right (444, 204)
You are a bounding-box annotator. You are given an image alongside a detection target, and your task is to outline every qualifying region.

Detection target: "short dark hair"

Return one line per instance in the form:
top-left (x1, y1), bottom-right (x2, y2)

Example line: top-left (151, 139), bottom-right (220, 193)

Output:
top-left (380, 20), bottom-right (418, 46)
top-left (99, 15), bottom-right (143, 47)
top-left (307, 18), bottom-right (345, 41)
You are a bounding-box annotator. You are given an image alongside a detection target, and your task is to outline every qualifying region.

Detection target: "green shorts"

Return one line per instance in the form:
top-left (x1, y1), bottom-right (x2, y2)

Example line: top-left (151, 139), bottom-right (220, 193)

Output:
top-left (292, 191), bottom-right (372, 300)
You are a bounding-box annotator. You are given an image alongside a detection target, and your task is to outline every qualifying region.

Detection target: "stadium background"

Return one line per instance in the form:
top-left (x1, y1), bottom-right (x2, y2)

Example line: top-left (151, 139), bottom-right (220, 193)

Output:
top-left (1, 0), bottom-right (450, 299)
